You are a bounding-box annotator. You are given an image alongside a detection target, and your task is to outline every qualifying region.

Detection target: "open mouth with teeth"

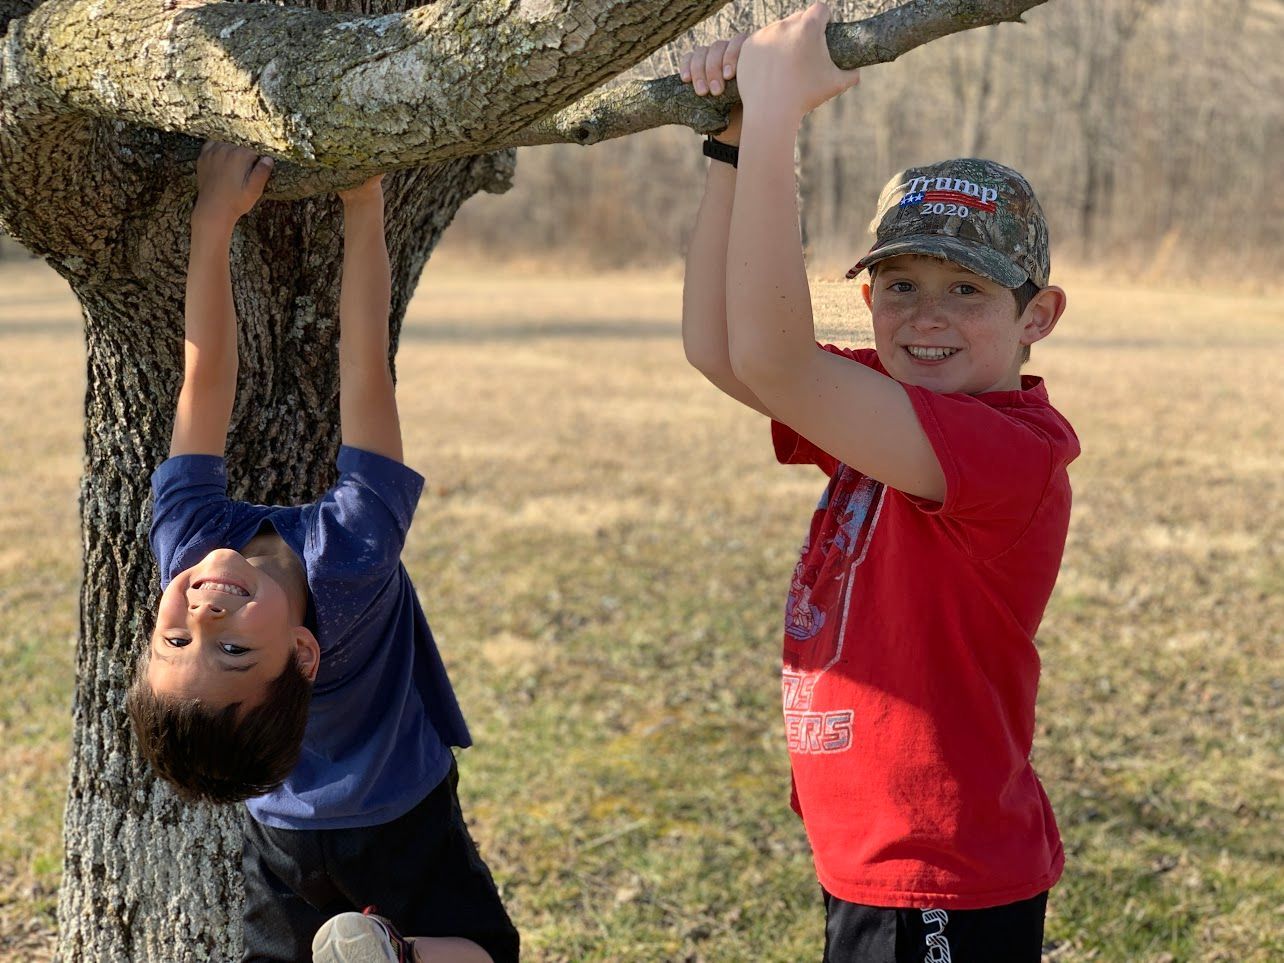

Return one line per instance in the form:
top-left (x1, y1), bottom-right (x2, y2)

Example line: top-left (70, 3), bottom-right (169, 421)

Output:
top-left (904, 345), bottom-right (961, 362)
top-left (192, 578), bottom-right (250, 597)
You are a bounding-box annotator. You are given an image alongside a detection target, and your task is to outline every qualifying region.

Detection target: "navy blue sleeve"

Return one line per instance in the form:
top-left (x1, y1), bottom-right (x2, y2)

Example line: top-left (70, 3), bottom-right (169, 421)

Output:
top-left (305, 446), bottom-right (425, 649)
top-left (150, 455), bottom-right (234, 587)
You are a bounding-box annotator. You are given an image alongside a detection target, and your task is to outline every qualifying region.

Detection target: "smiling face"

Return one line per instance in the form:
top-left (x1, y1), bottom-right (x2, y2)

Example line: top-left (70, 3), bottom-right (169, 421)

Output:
top-left (864, 254), bottom-right (1065, 395)
top-left (148, 548), bottom-right (319, 710)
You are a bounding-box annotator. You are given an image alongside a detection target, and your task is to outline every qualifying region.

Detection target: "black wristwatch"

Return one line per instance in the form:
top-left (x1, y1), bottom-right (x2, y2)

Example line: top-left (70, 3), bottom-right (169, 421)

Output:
top-left (703, 135), bottom-right (739, 169)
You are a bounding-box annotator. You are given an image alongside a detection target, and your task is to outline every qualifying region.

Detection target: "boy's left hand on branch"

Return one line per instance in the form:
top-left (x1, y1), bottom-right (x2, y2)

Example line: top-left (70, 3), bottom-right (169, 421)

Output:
top-left (680, 34), bottom-right (747, 144)
top-left (736, 2), bottom-right (860, 127)
top-left (192, 142), bottom-right (275, 232)
top-left (338, 175), bottom-right (385, 208)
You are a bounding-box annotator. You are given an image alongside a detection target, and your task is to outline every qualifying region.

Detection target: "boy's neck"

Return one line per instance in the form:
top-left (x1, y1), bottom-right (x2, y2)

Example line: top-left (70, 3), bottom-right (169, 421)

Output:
top-left (242, 529), bottom-right (308, 622)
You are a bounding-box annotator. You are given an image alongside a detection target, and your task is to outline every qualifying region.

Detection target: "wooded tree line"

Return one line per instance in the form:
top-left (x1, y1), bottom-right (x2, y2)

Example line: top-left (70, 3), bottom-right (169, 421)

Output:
top-left (449, 0), bottom-right (1283, 276)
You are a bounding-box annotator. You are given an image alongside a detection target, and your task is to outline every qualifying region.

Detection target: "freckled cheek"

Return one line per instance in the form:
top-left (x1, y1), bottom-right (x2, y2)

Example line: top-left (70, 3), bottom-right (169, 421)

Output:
top-left (873, 299), bottom-right (911, 320)
top-left (872, 312), bottom-right (908, 342)
top-left (952, 301), bottom-right (994, 322)
top-left (954, 311), bottom-right (1010, 344)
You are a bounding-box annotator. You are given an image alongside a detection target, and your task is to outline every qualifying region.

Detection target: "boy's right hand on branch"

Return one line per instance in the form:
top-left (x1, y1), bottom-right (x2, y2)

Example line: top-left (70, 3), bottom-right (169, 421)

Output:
top-left (680, 33), bottom-right (747, 144)
top-left (192, 141), bottom-right (275, 231)
top-left (734, 2), bottom-right (859, 127)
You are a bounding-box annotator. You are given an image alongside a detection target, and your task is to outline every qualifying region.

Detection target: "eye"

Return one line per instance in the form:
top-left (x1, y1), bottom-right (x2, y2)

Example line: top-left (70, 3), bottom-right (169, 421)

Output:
top-left (954, 283), bottom-right (980, 295)
top-left (164, 636), bottom-right (190, 648)
top-left (221, 642), bottom-right (250, 656)
top-left (887, 280), bottom-right (914, 293)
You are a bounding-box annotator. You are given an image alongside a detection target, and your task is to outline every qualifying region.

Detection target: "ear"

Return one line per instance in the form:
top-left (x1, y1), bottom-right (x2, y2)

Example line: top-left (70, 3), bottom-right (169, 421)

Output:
top-left (292, 627), bottom-right (321, 681)
top-left (1019, 285), bottom-right (1067, 347)
top-left (861, 281), bottom-right (873, 311)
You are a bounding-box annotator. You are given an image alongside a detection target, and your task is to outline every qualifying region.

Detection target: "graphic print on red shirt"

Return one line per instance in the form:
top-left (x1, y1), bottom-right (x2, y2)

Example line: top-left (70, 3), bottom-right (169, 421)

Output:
top-left (782, 471), bottom-right (886, 758)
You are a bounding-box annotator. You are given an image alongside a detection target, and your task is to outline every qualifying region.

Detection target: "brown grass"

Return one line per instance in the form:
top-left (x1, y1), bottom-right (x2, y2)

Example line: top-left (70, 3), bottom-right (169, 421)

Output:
top-left (0, 255), bottom-right (1280, 961)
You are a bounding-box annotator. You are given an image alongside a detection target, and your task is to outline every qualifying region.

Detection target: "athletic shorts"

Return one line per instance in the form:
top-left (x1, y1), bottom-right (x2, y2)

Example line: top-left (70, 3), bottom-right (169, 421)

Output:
top-left (241, 760), bottom-right (519, 963)
top-left (822, 888), bottom-right (1048, 963)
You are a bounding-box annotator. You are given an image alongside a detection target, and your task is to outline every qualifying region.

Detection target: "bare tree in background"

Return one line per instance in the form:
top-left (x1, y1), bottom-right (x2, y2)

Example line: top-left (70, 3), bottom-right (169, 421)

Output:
top-left (1052, 0), bottom-right (1160, 253)
top-left (0, 0), bottom-right (1051, 958)
top-left (946, 25), bottom-right (1000, 158)
top-left (456, 0), bottom-right (1283, 274)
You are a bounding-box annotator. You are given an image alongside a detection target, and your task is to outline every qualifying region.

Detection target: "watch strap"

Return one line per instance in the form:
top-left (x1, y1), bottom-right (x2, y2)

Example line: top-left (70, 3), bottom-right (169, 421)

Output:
top-left (702, 136), bottom-right (739, 169)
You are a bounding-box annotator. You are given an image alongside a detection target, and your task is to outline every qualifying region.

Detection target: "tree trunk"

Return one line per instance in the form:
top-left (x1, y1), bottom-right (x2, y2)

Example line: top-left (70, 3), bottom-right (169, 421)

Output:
top-left (51, 144), bottom-right (510, 961)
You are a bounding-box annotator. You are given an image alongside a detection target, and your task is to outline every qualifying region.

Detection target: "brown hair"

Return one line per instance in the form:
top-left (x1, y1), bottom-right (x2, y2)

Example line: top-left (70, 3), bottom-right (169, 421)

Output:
top-left (126, 650), bottom-right (313, 804)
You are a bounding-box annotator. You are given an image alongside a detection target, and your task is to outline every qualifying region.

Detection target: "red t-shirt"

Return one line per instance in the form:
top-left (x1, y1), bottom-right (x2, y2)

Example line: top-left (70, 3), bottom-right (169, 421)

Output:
top-left (773, 347), bottom-right (1079, 909)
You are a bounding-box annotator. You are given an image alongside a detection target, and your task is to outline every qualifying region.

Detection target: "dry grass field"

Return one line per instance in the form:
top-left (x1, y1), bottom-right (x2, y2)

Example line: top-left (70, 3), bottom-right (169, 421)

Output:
top-left (0, 254), bottom-right (1280, 961)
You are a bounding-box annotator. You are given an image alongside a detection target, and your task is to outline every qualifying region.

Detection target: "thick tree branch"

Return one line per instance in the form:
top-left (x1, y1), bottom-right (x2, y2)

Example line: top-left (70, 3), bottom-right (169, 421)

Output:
top-left (1, 1), bottom-right (1055, 210)
top-left (5, 0), bottom-right (731, 170)
top-left (3, 0), bottom-right (1052, 201)
top-left (503, 0), bottom-right (1053, 148)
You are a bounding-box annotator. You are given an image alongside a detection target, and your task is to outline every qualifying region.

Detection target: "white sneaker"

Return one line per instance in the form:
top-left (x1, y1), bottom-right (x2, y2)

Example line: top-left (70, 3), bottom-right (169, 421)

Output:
top-left (312, 907), bottom-right (414, 963)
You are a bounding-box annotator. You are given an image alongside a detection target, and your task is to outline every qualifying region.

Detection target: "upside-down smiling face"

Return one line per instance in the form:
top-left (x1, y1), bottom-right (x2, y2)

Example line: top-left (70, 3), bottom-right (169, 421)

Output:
top-left (147, 548), bottom-right (318, 710)
top-left (863, 253), bottom-right (1060, 396)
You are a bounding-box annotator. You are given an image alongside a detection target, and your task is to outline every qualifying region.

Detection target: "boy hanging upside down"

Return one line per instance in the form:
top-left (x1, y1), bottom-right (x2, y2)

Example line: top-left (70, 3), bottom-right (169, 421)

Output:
top-left (127, 142), bottom-right (518, 963)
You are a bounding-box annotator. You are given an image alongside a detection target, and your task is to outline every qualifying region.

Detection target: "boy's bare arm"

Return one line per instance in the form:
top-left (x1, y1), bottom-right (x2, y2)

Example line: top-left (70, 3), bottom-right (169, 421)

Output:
top-left (679, 39), bottom-right (774, 418)
top-left (338, 177), bottom-right (403, 463)
top-left (727, 3), bottom-right (945, 501)
top-left (170, 143), bottom-right (274, 457)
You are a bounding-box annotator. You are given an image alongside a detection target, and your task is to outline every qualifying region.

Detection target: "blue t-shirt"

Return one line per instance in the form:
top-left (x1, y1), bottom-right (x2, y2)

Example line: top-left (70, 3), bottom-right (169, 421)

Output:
top-left (150, 445), bottom-right (471, 829)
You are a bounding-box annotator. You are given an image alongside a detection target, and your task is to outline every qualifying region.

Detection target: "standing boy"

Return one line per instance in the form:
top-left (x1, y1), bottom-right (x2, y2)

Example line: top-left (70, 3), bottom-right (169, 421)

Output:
top-left (680, 5), bottom-right (1075, 960)
top-left (126, 143), bottom-right (518, 963)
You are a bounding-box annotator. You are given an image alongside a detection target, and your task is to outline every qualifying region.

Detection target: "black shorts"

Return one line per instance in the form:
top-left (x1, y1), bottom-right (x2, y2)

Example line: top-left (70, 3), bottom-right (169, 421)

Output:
top-left (241, 760), bottom-right (519, 963)
top-left (822, 888), bottom-right (1048, 963)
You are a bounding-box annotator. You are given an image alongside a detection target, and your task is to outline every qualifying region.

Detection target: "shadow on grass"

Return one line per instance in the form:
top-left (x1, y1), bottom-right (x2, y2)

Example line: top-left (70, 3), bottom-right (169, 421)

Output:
top-left (1060, 775), bottom-right (1277, 864)
top-left (1050, 777), bottom-right (1282, 956)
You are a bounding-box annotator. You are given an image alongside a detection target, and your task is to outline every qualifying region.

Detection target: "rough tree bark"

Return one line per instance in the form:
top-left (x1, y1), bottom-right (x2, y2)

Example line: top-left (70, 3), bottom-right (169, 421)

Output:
top-left (0, 1), bottom-right (1049, 959)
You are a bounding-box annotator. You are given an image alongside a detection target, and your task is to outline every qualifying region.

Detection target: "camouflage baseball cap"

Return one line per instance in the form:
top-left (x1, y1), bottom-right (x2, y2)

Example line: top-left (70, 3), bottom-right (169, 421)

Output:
top-left (846, 158), bottom-right (1050, 289)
